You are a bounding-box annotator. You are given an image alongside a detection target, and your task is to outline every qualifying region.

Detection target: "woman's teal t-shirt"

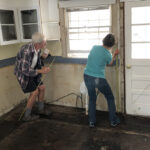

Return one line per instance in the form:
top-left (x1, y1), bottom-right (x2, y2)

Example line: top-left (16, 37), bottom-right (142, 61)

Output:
top-left (84, 45), bottom-right (112, 78)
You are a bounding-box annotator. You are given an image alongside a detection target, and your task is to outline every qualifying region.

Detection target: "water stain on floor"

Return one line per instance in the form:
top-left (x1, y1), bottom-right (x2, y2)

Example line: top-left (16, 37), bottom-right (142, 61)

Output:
top-left (0, 104), bottom-right (150, 150)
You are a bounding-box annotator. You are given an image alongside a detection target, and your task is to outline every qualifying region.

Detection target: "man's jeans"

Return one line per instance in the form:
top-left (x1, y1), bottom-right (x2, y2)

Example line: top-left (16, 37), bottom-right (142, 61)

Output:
top-left (84, 74), bottom-right (117, 123)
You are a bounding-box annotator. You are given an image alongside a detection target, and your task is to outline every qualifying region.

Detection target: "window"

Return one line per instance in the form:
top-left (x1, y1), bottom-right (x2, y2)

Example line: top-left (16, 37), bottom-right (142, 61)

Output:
top-left (0, 9), bottom-right (19, 45)
top-left (19, 8), bottom-right (40, 42)
top-left (132, 6), bottom-right (150, 59)
top-left (67, 7), bottom-right (111, 58)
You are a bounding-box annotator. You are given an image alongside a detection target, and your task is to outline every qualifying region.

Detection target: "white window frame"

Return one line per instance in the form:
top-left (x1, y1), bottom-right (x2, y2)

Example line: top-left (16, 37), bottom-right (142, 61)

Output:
top-left (18, 7), bottom-right (41, 43)
top-left (0, 7), bottom-right (20, 45)
top-left (66, 6), bottom-right (112, 57)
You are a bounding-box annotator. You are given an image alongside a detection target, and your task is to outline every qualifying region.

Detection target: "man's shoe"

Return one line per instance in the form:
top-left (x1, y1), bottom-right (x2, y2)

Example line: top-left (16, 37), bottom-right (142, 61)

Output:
top-left (89, 122), bottom-right (95, 128)
top-left (22, 115), bottom-right (39, 122)
top-left (110, 118), bottom-right (120, 127)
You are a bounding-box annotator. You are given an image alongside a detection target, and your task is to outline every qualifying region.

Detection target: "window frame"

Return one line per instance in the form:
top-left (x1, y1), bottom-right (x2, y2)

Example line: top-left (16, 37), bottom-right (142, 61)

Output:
top-left (0, 7), bottom-right (20, 45)
top-left (18, 7), bottom-right (41, 42)
top-left (66, 6), bottom-right (112, 57)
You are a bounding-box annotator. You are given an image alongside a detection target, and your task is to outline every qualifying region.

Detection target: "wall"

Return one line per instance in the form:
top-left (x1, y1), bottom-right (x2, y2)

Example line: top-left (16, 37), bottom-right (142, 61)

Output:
top-left (0, 2), bottom-right (124, 116)
top-left (0, 66), bottom-right (25, 116)
top-left (43, 3), bottom-right (124, 112)
top-left (44, 64), bottom-right (118, 112)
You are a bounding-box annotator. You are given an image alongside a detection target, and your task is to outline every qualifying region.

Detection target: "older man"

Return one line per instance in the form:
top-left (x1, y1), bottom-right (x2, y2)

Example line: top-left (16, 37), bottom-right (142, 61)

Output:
top-left (15, 32), bottom-right (50, 121)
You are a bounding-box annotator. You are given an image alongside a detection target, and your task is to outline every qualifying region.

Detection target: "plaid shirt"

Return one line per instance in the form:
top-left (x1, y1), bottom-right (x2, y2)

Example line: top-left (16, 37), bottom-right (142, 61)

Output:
top-left (14, 43), bottom-right (42, 90)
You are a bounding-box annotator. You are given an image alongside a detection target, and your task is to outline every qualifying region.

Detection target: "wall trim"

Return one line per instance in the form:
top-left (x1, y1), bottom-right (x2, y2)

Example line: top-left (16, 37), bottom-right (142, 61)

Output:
top-left (45, 56), bottom-right (87, 64)
top-left (0, 56), bottom-right (87, 68)
top-left (0, 57), bottom-right (16, 68)
top-left (0, 56), bottom-right (120, 68)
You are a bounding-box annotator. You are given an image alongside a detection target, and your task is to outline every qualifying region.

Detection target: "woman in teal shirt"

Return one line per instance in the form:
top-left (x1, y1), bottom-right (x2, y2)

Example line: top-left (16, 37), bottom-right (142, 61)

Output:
top-left (84, 34), bottom-right (120, 127)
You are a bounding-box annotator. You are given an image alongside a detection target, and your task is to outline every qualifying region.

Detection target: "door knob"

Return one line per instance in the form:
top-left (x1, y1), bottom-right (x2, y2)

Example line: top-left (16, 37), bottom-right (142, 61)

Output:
top-left (126, 65), bottom-right (131, 69)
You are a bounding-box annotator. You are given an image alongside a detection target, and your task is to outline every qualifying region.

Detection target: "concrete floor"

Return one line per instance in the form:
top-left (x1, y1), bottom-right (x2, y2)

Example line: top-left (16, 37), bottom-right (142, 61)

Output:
top-left (0, 104), bottom-right (150, 150)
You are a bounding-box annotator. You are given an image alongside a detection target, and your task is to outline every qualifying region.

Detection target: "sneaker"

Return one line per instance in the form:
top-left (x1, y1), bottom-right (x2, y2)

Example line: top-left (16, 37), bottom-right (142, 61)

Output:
top-left (89, 122), bottom-right (95, 128)
top-left (22, 115), bottom-right (39, 122)
top-left (110, 118), bottom-right (120, 127)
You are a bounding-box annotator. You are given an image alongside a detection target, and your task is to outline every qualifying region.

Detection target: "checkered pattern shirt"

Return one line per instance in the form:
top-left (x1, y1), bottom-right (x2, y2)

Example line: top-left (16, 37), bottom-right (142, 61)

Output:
top-left (14, 43), bottom-right (42, 90)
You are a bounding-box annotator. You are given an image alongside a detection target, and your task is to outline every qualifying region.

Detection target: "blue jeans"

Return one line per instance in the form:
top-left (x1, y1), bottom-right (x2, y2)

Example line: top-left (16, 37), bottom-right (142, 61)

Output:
top-left (84, 74), bottom-right (117, 123)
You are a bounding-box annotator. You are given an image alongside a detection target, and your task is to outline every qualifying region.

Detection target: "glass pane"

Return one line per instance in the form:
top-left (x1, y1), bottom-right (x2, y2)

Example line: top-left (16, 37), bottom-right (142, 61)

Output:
top-left (68, 8), bottom-right (110, 52)
top-left (69, 29), bottom-right (78, 33)
top-left (86, 28), bottom-right (98, 32)
top-left (132, 7), bottom-right (150, 24)
top-left (99, 27), bottom-right (109, 32)
top-left (132, 43), bottom-right (150, 59)
top-left (21, 9), bottom-right (37, 24)
top-left (79, 33), bottom-right (88, 39)
top-left (99, 9), bottom-right (110, 20)
top-left (0, 10), bottom-right (14, 24)
top-left (70, 40), bottom-right (86, 50)
top-left (69, 33), bottom-right (78, 39)
top-left (23, 24), bottom-right (38, 39)
top-left (70, 12), bottom-right (79, 21)
top-left (1, 25), bottom-right (17, 41)
top-left (99, 32), bottom-right (109, 39)
top-left (69, 21), bottom-right (78, 27)
top-left (132, 25), bottom-right (150, 42)
top-left (87, 33), bottom-right (99, 39)
top-left (78, 11), bottom-right (89, 21)
top-left (70, 39), bottom-right (100, 51)
top-left (88, 10), bottom-right (99, 20)
top-left (88, 21), bottom-right (99, 27)
top-left (79, 21), bottom-right (88, 27)
top-left (100, 19), bottom-right (110, 26)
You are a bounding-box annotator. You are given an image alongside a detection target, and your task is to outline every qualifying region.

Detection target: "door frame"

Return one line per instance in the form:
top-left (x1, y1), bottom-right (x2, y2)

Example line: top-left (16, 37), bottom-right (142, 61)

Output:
top-left (125, 1), bottom-right (150, 115)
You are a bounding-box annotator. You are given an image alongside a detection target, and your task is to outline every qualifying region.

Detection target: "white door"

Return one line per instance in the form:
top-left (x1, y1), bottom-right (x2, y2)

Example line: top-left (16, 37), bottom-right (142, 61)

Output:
top-left (125, 1), bottom-right (150, 116)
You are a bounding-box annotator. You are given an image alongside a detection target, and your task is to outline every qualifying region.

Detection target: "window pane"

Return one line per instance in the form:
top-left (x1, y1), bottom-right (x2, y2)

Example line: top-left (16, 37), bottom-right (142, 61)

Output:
top-left (2, 25), bottom-right (17, 41)
top-left (87, 33), bottom-right (99, 39)
top-left (70, 39), bottom-right (100, 51)
top-left (132, 7), bottom-right (150, 24)
top-left (69, 29), bottom-right (78, 33)
top-left (69, 33), bottom-right (78, 39)
top-left (68, 8), bottom-right (110, 53)
top-left (132, 25), bottom-right (150, 42)
top-left (78, 33), bottom-right (88, 39)
top-left (99, 27), bottom-right (109, 32)
top-left (79, 21), bottom-right (89, 27)
top-left (78, 11), bottom-right (89, 21)
top-left (132, 43), bottom-right (150, 59)
top-left (88, 21), bottom-right (99, 27)
top-left (70, 12), bottom-right (79, 21)
top-left (100, 19), bottom-right (110, 26)
top-left (21, 10), bottom-right (38, 24)
top-left (69, 21), bottom-right (78, 27)
top-left (99, 32), bottom-right (109, 39)
top-left (23, 24), bottom-right (38, 39)
top-left (0, 10), bottom-right (14, 24)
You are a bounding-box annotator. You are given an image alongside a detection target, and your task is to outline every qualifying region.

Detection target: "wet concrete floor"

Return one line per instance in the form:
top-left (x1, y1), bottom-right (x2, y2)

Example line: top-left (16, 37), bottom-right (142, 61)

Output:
top-left (0, 104), bottom-right (150, 150)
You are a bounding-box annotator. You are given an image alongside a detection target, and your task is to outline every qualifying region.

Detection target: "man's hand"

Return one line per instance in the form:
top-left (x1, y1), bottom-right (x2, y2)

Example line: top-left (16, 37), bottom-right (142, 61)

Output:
top-left (37, 67), bottom-right (50, 74)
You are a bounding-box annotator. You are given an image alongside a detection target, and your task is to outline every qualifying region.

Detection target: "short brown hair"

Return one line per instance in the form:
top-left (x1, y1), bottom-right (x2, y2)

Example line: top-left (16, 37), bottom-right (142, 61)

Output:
top-left (103, 34), bottom-right (115, 47)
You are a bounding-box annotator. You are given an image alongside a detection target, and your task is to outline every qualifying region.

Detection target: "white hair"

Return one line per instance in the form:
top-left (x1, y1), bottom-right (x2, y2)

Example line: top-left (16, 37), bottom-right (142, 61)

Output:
top-left (32, 32), bottom-right (46, 44)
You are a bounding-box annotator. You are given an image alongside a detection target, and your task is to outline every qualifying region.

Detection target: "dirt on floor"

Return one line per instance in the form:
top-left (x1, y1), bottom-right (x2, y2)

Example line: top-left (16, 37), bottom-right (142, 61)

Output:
top-left (0, 104), bottom-right (150, 150)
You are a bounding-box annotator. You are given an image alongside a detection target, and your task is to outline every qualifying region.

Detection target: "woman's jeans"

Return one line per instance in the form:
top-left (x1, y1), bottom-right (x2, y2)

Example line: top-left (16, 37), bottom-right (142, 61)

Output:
top-left (84, 74), bottom-right (117, 123)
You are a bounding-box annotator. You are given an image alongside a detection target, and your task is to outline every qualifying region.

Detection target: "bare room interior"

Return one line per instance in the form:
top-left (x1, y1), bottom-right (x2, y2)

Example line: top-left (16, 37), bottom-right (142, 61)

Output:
top-left (0, 0), bottom-right (150, 150)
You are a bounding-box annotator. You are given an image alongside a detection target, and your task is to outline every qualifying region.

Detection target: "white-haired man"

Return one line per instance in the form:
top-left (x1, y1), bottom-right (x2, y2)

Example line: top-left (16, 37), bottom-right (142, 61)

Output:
top-left (15, 32), bottom-right (50, 121)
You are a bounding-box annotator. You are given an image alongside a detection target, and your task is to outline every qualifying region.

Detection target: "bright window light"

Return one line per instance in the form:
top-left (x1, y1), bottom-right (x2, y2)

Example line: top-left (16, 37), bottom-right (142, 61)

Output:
top-left (132, 7), bottom-right (150, 59)
top-left (68, 8), bottom-right (111, 57)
